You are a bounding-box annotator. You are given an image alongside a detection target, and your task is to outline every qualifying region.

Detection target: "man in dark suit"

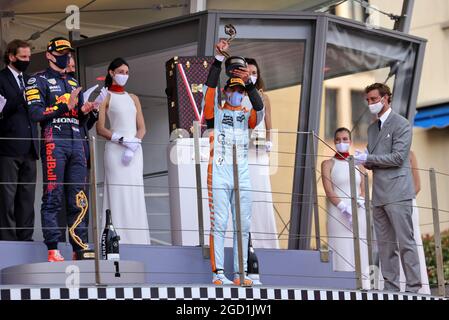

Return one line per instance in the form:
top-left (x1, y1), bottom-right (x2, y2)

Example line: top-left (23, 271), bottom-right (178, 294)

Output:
top-left (0, 39), bottom-right (38, 241)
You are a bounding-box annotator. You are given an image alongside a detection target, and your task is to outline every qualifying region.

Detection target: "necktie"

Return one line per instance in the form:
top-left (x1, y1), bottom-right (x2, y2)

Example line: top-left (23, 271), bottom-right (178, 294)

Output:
top-left (378, 119), bottom-right (382, 131)
top-left (18, 74), bottom-right (25, 92)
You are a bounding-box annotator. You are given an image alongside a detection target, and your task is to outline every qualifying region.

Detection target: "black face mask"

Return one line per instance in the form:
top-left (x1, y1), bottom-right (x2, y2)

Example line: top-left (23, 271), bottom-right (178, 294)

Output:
top-left (12, 59), bottom-right (30, 72)
top-left (66, 71), bottom-right (76, 78)
top-left (50, 53), bottom-right (69, 69)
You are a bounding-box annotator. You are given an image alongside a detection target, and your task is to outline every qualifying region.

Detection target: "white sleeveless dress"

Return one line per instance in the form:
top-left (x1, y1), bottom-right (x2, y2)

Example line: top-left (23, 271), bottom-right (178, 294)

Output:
top-left (101, 91), bottom-right (151, 245)
top-left (327, 157), bottom-right (369, 289)
top-left (243, 95), bottom-right (279, 249)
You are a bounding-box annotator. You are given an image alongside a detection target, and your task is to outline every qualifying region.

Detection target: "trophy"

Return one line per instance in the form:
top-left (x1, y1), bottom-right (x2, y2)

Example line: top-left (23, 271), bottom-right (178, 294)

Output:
top-left (217, 24), bottom-right (248, 77)
top-left (70, 190), bottom-right (95, 260)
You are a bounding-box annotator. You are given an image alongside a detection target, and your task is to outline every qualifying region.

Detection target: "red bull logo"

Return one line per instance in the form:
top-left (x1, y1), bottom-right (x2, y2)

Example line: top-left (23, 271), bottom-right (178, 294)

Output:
top-left (44, 128), bottom-right (57, 192)
top-left (55, 93), bottom-right (71, 105)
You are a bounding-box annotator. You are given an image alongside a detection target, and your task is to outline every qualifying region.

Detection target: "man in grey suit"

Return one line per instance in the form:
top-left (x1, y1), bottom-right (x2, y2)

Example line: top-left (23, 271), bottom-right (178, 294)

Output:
top-left (354, 83), bottom-right (421, 293)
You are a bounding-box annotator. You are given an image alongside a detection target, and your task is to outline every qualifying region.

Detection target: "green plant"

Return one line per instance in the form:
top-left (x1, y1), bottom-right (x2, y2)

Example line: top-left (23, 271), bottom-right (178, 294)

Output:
top-left (422, 230), bottom-right (449, 286)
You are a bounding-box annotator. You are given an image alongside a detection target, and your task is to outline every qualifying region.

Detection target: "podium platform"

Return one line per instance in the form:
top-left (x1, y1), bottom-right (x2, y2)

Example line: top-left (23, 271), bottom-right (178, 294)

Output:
top-left (1, 260), bottom-right (145, 286)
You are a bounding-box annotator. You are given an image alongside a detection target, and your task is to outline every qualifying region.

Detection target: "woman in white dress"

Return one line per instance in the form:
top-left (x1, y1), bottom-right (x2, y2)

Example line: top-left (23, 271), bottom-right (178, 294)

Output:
top-left (244, 58), bottom-right (279, 249)
top-left (321, 127), bottom-right (370, 289)
top-left (96, 57), bottom-right (151, 245)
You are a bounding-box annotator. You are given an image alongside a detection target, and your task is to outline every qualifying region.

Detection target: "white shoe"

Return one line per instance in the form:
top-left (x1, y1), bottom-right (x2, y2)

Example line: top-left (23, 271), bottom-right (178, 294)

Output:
top-left (233, 273), bottom-right (253, 286)
top-left (212, 270), bottom-right (233, 285)
top-left (248, 273), bottom-right (262, 285)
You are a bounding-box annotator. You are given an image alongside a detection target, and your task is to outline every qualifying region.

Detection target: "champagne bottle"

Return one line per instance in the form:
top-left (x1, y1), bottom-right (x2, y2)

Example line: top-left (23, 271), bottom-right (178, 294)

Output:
top-left (101, 209), bottom-right (120, 260)
top-left (248, 233), bottom-right (259, 280)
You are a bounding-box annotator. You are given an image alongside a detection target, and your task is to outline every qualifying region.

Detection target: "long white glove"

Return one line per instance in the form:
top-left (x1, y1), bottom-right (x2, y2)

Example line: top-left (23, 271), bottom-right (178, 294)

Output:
top-left (111, 132), bottom-right (123, 144)
top-left (123, 136), bottom-right (141, 152)
top-left (122, 149), bottom-right (134, 166)
top-left (0, 94), bottom-right (7, 113)
top-left (265, 140), bottom-right (273, 153)
top-left (337, 201), bottom-right (353, 225)
top-left (354, 149), bottom-right (368, 165)
top-left (94, 87), bottom-right (108, 105)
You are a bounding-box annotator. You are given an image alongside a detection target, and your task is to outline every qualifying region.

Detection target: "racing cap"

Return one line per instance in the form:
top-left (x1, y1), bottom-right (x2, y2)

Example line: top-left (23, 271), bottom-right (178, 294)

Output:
top-left (47, 37), bottom-right (75, 53)
top-left (225, 77), bottom-right (245, 90)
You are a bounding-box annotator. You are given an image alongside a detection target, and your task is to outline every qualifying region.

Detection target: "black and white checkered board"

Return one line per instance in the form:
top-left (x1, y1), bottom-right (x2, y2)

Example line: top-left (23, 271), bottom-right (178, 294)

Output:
top-left (0, 286), bottom-right (445, 300)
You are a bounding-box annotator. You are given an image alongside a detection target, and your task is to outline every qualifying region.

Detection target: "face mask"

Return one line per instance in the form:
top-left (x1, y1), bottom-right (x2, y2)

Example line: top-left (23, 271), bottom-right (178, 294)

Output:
top-left (368, 97), bottom-right (384, 115)
top-left (114, 74), bottom-right (129, 86)
top-left (336, 142), bottom-right (350, 153)
top-left (226, 91), bottom-right (244, 106)
top-left (12, 59), bottom-right (30, 72)
top-left (50, 53), bottom-right (69, 69)
top-left (66, 71), bottom-right (76, 78)
top-left (250, 75), bottom-right (257, 85)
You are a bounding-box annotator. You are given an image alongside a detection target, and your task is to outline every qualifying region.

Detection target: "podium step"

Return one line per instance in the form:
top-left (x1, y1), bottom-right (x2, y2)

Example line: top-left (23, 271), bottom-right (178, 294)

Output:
top-left (1, 260), bottom-right (145, 286)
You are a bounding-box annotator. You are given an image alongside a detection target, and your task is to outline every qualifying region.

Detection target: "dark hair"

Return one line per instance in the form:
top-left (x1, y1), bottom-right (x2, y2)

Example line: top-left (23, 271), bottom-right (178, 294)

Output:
top-left (105, 57), bottom-right (129, 88)
top-left (244, 57), bottom-right (265, 91)
top-left (3, 39), bottom-right (30, 65)
top-left (365, 82), bottom-right (392, 103)
top-left (334, 127), bottom-right (351, 140)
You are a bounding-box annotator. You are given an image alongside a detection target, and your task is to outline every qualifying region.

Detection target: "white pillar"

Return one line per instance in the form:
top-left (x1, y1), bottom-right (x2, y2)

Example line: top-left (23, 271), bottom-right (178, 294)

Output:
top-left (189, 0), bottom-right (207, 14)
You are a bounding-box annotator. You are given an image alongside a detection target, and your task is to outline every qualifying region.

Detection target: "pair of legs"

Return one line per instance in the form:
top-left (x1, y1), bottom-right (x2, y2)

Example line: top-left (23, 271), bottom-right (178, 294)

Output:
top-left (41, 127), bottom-right (89, 254)
top-left (208, 162), bottom-right (252, 284)
top-left (373, 200), bottom-right (422, 292)
top-left (0, 155), bottom-right (36, 241)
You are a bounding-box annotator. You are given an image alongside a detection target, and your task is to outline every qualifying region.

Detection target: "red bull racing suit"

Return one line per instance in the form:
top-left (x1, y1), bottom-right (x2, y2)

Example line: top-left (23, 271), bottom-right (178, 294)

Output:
top-left (202, 58), bottom-right (264, 274)
top-left (25, 67), bottom-right (89, 251)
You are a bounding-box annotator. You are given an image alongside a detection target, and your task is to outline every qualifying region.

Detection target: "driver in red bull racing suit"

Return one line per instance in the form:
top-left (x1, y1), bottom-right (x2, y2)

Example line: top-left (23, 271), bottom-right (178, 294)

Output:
top-left (25, 37), bottom-right (95, 262)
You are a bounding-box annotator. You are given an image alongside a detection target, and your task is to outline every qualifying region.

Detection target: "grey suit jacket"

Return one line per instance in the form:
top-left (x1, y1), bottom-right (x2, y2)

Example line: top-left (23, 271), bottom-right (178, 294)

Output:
top-left (365, 110), bottom-right (415, 206)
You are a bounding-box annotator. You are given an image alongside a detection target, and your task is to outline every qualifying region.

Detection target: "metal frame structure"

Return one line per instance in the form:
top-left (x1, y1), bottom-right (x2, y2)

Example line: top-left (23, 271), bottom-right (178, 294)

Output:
top-left (74, 10), bottom-right (426, 250)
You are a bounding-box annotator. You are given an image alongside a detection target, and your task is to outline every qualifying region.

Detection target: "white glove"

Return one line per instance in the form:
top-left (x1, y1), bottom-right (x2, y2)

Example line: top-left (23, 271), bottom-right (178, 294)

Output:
top-left (354, 149), bottom-right (368, 165)
top-left (122, 149), bottom-right (134, 166)
top-left (0, 94), bottom-right (7, 113)
top-left (123, 136), bottom-right (141, 152)
top-left (357, 197), bottom-right (365, 209)
top-left (94, 87), bottom-right (108, 105)
top-left (111, 132), bottom-right (123, 143)
top-left (265, 140), bottom-right (273, 153)
top-left (337, 201), bottom-right (353, 225)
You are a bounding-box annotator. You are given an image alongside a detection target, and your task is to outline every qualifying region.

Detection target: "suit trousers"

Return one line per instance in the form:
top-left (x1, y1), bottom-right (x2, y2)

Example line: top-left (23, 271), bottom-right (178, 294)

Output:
top-left (0, 154), bottom-right (36, 241)
top-left (373, 199), bottom-right (422, 292)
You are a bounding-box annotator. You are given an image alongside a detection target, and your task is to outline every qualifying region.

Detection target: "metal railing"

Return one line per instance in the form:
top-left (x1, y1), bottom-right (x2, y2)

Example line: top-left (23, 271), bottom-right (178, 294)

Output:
top-left (0, 129), bottom-right (447, 295)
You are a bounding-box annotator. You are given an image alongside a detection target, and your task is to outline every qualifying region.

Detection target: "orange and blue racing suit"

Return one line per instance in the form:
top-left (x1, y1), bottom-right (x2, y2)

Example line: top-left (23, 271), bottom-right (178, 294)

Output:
top-left (202, 58), bottom-right (264, 274)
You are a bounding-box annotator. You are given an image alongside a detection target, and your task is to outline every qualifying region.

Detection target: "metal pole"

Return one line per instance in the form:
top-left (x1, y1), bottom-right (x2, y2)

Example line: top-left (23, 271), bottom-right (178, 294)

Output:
top-left (364, 172), bottom-right (374, 290)
top-left (309, 132), bottom-right (322, 253)
top-left (233, 144), bottom-right (245, 286)
top-left (89, 136), bottom-right (101, 285)
top-left (348, 156), bottom-right (362, 290)
top-left (429, 168), bottom-right (445, 297)
top-left (193, 121), bottom-right (207, 257)
top-left (393, 0), bottom-right (414, 33)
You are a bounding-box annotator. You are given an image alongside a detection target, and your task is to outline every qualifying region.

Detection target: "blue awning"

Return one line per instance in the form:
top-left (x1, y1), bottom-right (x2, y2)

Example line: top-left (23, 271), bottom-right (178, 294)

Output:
top-left (414, 103), bottom-right (449, 129)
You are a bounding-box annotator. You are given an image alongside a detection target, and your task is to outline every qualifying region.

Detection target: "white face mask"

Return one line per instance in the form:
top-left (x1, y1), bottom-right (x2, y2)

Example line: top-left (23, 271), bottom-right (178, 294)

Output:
top-left (114, 74), bottom-right (129, 86)
top-left (368, 97), bottom-right (384, 115)
top-left (336, 142), bottom-right (350, 153)
top-left (250, 75), bottom-right (257, 85)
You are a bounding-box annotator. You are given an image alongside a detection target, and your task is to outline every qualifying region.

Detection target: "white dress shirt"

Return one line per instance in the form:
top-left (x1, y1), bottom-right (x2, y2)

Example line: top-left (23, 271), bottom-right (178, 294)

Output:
top-left (7, 66), bottom-right (25, 90)
top-left (379, 107), bottom-right (392, 129)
